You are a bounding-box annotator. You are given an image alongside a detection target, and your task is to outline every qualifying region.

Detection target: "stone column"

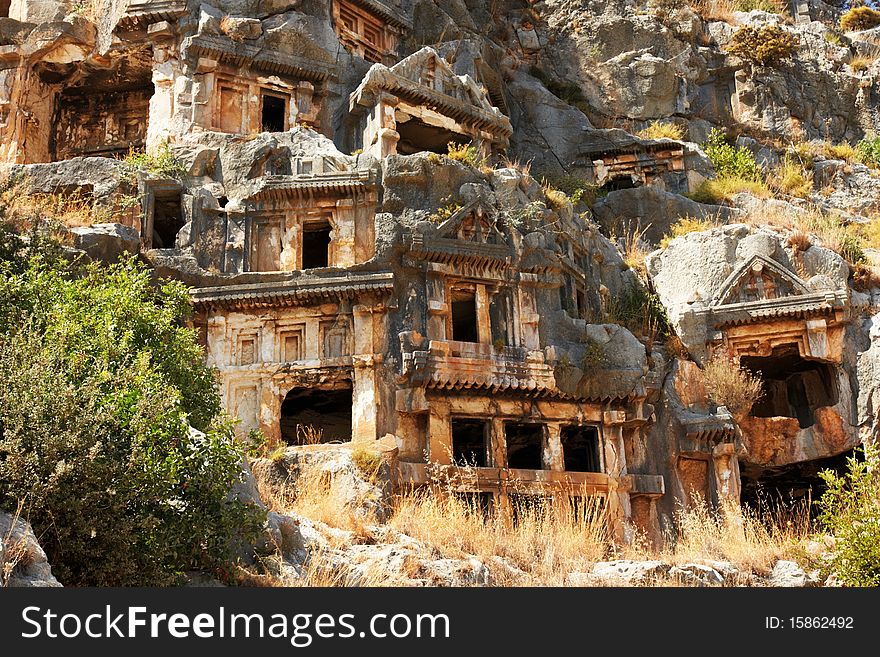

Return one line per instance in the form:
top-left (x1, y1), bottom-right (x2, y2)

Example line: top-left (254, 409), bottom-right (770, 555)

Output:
top-left (544, 423), bottom-right (564, 471)
top-left (475, 283), bottom-right (492, 345)
top-left (603, 421), bottom-right (633, 544)
top-left (332, 199), bottom-right (356, 267)
top-left (711, 442), bottom-right (741, 505)
top-left (351, 304), bottom-right (379, 443)
top-left (426, 270), bottom-right (447, 341)
top-left (427, 400), bottom-right (452, 465)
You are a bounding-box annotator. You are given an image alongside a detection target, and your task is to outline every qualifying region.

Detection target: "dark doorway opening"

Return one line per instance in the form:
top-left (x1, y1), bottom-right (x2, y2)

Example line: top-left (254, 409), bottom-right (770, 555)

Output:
top-left (280, 384), bottom-right (352, 444)
top-left (302, 221), bottom-right (331, 269)
top-left (740, 448), bottom-right (857, 513)
top-left (505, 423), bottom-right (544, 470)
top-left (509, 494), bottom-right (550, 525)
top-left (741, 346), bottom-right (838, 429)
top-left (601, 176), bottom-right (637, 192)
top-left (0, 0), bottom-right (10, 17)
top-left (152, 191), bottom-right (184, 249)
top-left (395, 117), bottom-right (469, 155)
top-left (451, 290), bottom-right (479, 343)
top-left (451, 419), bottom-right (489, 467)
top-left (261, 93), bottom-right (287, 133)
top-left (561, 426), bottom-right (601, 473)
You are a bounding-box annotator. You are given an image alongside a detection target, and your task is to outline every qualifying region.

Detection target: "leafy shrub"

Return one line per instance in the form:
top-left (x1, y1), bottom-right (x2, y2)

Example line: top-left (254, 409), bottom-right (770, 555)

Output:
top-left (605, 283), bottom-right (670, 343)
top-left (856, 134), bottom-right (880, 167)
top-left (445, 141), bottom-right (480, 167)
top-left (120, 142), bottom-right (187, 182)
top-left (540, 174), bottom-right (601, 207)
top-left (815, 444), bottom-right (880, 586)
top-left (840, 6), bottom-right (880, 32)
top-left (0, 239), bottom-right (264, 585)
top-left (637, 120), bottom-right (687, 141)
top-left (703, 128), bottom-right (761, 180)
top-left (727, 25), bottom-right (798, 66)
top-left (700, 354), bottom-right (763, 415)
top-left (581, 337), bottom-right (607, 371)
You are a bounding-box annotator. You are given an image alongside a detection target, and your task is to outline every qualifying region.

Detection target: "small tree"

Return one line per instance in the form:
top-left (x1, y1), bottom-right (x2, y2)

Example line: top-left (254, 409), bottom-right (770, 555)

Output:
top-left (700, 354), bottom-right (763, 415)
top-left (0, 233), bottom-right (264, 585)
top-left (815, 444), bottom-right (880, 586)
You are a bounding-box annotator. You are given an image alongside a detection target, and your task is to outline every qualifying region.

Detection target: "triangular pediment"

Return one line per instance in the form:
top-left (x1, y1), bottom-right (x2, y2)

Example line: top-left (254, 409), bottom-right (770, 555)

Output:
top-left (387, 47), bottom-right (496, 111)
top-left (713, 255), bottom-right (809, 306)
top-left (435, 200), bottom-right (504, 245)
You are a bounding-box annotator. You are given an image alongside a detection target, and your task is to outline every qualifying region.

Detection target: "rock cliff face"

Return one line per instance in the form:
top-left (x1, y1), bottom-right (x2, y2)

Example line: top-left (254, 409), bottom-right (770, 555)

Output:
top-left (3, 0), bottom-right (880, 563)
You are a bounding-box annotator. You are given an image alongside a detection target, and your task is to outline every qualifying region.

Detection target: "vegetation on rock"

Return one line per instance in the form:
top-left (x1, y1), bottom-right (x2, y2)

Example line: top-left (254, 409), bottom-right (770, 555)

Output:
top-left (700, 354), bottom-right (764, 416)
top-left (840, 6), bottom-right (880, 32)
top-left (727, 25), bottom-right (798, 67)
top-left (814, 444), bottom-right (880, 586)
top-left (0, 220), bottom-right (263, 586)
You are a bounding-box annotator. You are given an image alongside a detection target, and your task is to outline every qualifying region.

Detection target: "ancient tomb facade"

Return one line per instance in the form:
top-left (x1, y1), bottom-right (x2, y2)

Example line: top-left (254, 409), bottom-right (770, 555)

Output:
top-left (331, 0), bottom-right (410, 64)
top-left (688, 253), bottom-right (856, 505)
top-left (349, 47), bottom-right (513, 159)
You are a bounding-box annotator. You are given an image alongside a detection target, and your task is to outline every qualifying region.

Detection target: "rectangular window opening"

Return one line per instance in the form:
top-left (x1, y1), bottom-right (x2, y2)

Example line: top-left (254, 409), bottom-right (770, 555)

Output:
top-left (451, 290), bottom-right (479, 343)
top-left (505, 423), bottom-right (544, 470)
top-left (302, 220), bottom-right (331, 269)
top-left (451, 419), bottom-right (489, 467)
top-left (561, 425), bottom-right (601, 473)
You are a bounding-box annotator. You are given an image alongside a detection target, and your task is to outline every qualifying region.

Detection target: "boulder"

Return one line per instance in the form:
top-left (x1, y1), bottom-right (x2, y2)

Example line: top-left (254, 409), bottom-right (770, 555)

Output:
top-left (69, 223), bottom-right (140, 263)
top-left (593, 186), bottom-right (737, 246)
top-left (0, 511), bottom-right (62, 587)
top-left (590, 560), bottom-right (670, 583)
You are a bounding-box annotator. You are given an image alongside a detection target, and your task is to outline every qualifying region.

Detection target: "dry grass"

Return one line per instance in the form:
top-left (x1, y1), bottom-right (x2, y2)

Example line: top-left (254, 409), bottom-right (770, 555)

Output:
top-left (617, 221), bottom-right (652, 278)
top-left (1, 501), bottom-right (33, 587)
top-left (852, 261), bottom-right (880, 291)
top-left (295, 423), bottom-right (324, 446)
top-left (823, 140), bottom-right (858, 162)
top-left (390, 490), bottom-right (608, 584)
top-left (543, 186), bottom-right (570, 209)
top-left (787, 228), bottom-right (812, 253)
top-left (659, 215), bottom-right (719, 249)
top-left (768, 158), bottom-right (814, 198)
top-left (637, 120), bottom-right (686, 141)
top-left (688, 176), bottom-right (772, 204)
top-left (688, 0), bottom-right (736, 23)
top-left (700, 353), bottom-right (763, 416)
top-left (627, 499), bottom-right (811, 575)
top-left (0, 184), bottom-right (98, 229)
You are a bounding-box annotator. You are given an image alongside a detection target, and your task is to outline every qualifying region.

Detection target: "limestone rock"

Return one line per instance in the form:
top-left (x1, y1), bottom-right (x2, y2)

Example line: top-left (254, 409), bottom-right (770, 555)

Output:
top-left (768, 560), bottom-right (813, 587)
top-left (69, 223), bottom-right (140, 264)
top-left (669, 563), bottom-right (724, 586)
top-left (0, 511), bottom-right (62, 587)
top-left (590, 560), bottom-right (670, 583)
top-left (593, 185), bottom-right (738, 246)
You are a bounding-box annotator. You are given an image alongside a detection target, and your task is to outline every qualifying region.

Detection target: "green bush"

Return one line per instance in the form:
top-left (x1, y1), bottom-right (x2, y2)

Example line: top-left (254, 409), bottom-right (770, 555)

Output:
top-left (727, 25), bottom-right (798, 66)
top-left (815, 444), bottom-right (880, 586)
top-left (840, 6), bottom-right (880, 32)
top-left (702, 128), bottom-right (761, 180)
top-left (605, 283), bottom-right (670, 343)
top-left (856, 134), bottom-right (880, 168)
top-left (0, 237), bottom-right (264, 585)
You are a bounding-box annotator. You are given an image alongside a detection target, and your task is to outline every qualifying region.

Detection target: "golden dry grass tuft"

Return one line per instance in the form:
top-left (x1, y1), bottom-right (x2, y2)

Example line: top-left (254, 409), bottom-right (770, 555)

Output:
top-left (543, 185), bottom-right (570, 209)
top-left (700, 353), bottom-right (764, 416)
top-left (688, 176), bottom-right (772, 204)
top-left (637, 120), bottom-right (687, 141)
top-left (768, 158), bottom-right (814, 198)
top-left (786, 228), bottom-right (812, 253)
top-left (659, 215), bottom-right (719, 249)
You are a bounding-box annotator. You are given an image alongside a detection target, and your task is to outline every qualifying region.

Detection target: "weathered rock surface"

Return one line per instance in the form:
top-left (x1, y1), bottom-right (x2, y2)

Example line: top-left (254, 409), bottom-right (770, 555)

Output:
top-left (0, 511), bottom-right (62, 587)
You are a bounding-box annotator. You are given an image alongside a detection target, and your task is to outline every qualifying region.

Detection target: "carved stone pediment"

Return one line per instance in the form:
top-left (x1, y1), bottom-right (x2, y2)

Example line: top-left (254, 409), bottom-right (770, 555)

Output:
top-left (713, 255), bottom-right (809, 307)
top-left (434, 200), bottom-right (504, 245)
